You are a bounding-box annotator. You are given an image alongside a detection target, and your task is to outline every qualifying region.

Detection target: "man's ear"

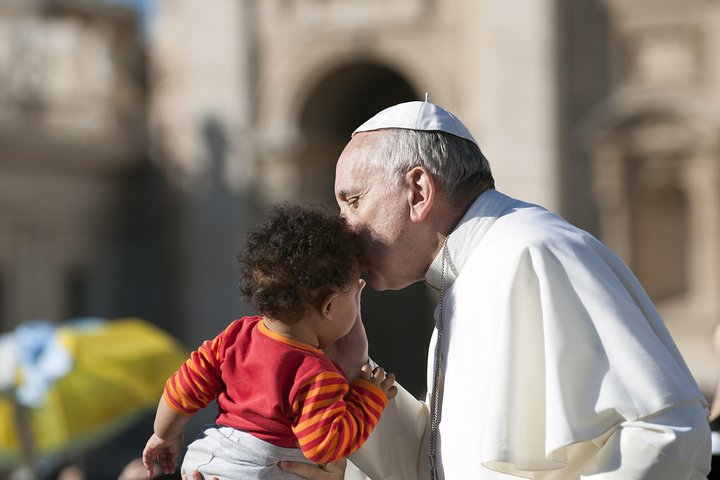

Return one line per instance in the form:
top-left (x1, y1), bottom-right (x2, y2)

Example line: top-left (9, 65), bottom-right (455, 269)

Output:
top-left (320, 292), bottom-right (338, 321)
top-left (405, 166), bottom-right (435, 222)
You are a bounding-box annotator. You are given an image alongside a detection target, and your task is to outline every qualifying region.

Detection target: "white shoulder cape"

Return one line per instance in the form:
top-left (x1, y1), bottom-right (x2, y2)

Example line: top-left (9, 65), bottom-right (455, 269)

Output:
top-left (424, 189), bottom-right (707, 477)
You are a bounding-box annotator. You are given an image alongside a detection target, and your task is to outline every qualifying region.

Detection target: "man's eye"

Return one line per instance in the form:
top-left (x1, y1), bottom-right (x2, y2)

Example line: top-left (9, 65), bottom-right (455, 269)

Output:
top-left (347, 197), bottom-right (359, 207)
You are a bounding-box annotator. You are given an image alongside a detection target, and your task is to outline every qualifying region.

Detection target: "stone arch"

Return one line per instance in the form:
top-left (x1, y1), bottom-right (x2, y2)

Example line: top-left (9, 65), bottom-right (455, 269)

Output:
top-left (254, 47), bottom-right (454, 205)
top-left (290, 61), bottom-right (434, 398)
top-left (294, 61), bottom-right (419, 204)
top-left (257, 47), bottom-right (441, 140)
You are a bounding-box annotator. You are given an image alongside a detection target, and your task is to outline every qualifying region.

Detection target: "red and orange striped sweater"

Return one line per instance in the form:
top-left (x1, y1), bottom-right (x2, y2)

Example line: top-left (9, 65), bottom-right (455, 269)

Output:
top-left (164, 316), bottom-right (388, 464)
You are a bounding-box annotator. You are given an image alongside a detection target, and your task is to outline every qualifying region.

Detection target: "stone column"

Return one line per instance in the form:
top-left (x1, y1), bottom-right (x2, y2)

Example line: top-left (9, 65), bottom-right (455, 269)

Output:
top-left (478, 0), bottom-right (560, 210)
top-left (149, 0), bottom-right (259, 344)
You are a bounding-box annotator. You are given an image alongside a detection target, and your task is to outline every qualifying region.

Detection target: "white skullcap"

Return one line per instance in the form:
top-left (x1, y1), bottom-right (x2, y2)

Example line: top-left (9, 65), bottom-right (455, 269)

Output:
top-left (352, 100), bottom-right (478, 146)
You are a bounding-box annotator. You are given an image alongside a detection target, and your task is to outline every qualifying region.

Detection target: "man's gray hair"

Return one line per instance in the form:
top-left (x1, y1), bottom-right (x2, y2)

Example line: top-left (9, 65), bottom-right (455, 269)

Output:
top-left (366, 129), bottom-right (494, 201)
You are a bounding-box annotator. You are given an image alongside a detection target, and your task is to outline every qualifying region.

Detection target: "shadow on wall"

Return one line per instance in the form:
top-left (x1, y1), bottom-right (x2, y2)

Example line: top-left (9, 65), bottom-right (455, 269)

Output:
top-left (178, 116), bottom-right (260, 346)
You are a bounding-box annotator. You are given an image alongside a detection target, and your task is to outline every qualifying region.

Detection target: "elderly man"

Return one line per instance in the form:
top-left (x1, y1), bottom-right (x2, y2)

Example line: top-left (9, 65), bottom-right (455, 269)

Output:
top-left (185, 101), bottom-right (710, 480)
top-left (281, 100), bottom-right (711, 480)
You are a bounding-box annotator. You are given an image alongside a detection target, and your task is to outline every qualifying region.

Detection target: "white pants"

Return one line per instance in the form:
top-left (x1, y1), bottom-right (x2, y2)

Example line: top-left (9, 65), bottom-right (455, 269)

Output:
top-left (181, 425), bottom-right (312, 480)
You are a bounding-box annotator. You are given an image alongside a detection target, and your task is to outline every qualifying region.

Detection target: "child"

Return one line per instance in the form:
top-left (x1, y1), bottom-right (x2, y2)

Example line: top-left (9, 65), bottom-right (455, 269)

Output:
top-left (142, 204), bottom-right (396, 479)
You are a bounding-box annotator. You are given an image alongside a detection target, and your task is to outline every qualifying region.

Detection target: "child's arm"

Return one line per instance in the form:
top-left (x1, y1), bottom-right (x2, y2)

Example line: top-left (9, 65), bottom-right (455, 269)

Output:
top-left (142, 323), bottom-right (231, 477)
top-left (291, 363), bottom-right (396, 465)
top-left (142, 396), bottom-right (194, 477)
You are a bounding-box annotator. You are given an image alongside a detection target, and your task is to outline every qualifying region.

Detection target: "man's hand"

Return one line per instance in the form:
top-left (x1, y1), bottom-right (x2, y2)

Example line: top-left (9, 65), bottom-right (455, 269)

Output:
top-left (182, 472), bottom-right (211, 480)
top-left (278, 459), bottom-right (347, 480)
top-left (181, 460), bottom-right (346, 480)
top-left (324, 279), bottom-right (369, 381)
top-left (181, 472), bottom-right (211, 480)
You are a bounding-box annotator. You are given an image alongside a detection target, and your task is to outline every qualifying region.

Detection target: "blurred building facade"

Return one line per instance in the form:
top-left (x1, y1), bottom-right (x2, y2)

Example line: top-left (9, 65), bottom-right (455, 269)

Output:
top-left (2, 0), bottom-right (720, 403)
top-left (0, 1), bottom-right (159, 331)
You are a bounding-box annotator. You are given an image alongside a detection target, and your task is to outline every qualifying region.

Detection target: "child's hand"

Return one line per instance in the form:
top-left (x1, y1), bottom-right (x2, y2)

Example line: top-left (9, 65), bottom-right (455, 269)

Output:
top-left (359, 363), bottom-right (397, 399)
top-left (142, 432), bottom-right (184, 477)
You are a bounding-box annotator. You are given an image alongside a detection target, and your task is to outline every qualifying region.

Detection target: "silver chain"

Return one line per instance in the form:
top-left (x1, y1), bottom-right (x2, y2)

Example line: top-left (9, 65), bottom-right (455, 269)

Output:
top-left (429, 237), bottom-right (448, 480)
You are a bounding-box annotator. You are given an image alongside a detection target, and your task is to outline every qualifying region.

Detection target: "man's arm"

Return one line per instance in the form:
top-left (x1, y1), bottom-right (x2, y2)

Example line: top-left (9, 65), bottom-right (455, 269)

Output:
top-left (530, 401), bottom-right (711, 480)
top-left (580, 401), bottom-right (711, 480)
top-left (322, 280), bottom-right (431, 479)
top-left (348, 383), bottom-right (432, 480)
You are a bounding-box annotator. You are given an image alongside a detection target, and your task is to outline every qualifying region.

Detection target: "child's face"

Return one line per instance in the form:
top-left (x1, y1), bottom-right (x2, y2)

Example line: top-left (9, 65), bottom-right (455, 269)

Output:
top-left (330, 277), bottom-right (364, 341)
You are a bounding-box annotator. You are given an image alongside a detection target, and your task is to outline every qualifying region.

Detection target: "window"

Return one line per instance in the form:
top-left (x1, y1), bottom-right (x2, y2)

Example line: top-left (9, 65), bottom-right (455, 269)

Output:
top-left (632, 180), bottom-right (688, 300)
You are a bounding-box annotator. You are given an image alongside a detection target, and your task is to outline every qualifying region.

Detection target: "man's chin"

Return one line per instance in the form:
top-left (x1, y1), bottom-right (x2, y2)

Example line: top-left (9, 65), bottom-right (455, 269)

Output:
top-left (363, 271), bottom-right (390, 291)
top-left (364, 271), bottom-right (412, 291)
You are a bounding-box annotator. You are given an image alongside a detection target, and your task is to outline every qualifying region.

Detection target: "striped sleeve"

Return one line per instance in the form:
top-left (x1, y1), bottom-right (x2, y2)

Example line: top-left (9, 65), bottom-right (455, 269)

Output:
top-left (163, 327), bottom-right (227, 415)
top-left (290, 371), bottom-right (389, 464)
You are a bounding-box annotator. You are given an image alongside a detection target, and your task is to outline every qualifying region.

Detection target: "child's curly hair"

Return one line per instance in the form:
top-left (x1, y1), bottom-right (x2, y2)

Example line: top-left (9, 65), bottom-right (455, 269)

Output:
top-left (238, 203), bottom-right (359, 324)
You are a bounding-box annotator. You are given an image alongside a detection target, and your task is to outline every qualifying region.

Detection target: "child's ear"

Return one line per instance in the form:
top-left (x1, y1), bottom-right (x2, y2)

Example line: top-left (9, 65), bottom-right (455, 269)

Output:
top-left (321, 292), bottom-right (338, 321)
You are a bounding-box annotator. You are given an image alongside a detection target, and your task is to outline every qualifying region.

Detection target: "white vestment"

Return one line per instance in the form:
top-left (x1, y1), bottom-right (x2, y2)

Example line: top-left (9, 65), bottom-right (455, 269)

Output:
top-left (349, 189), bottom-right (710, 479)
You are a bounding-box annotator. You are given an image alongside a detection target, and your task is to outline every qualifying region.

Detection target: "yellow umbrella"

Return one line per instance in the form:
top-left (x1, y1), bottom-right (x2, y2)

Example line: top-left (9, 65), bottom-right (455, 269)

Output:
top-left (0, 317), bottom-right (187, 472)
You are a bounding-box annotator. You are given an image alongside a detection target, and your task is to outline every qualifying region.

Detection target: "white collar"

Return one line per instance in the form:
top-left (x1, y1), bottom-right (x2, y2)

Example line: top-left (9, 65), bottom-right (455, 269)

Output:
top-left (425, 189), bottom-right (513, 291)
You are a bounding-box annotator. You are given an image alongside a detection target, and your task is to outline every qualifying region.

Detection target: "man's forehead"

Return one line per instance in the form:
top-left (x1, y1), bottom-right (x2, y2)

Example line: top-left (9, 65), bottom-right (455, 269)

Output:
top-left (335, 155), bottom-right (375, 194)
top-left (334, 163), bottom-right (364, 196)
top-left (338, 135), bottom-right (374, 169)
top-left (336, 131), bottom-right (384, 184)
